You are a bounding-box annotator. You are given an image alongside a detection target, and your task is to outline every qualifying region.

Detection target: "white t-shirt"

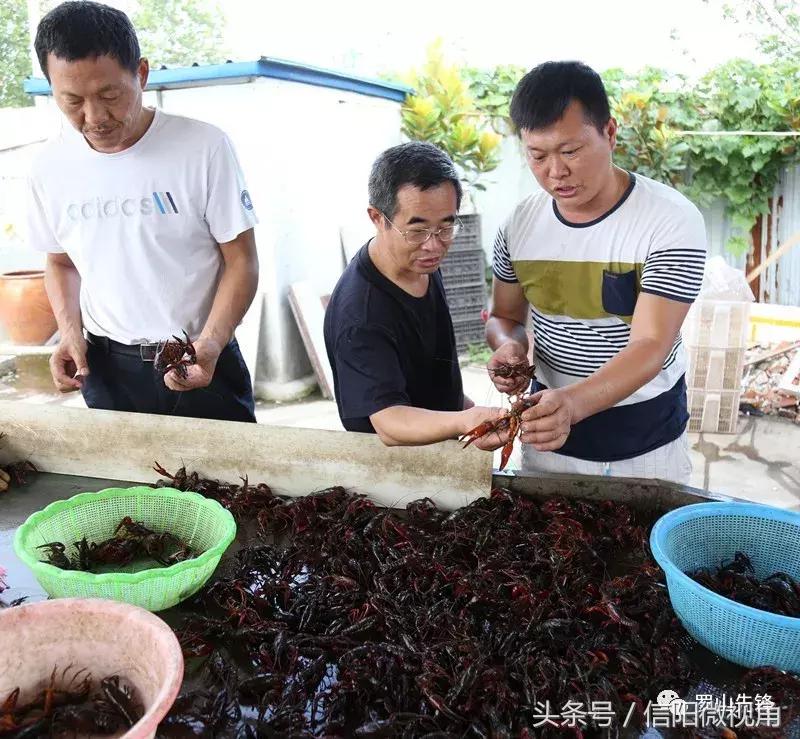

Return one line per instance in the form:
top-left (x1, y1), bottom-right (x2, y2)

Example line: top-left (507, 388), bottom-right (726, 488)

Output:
top-left (27, 108), bottom-right (258, 344)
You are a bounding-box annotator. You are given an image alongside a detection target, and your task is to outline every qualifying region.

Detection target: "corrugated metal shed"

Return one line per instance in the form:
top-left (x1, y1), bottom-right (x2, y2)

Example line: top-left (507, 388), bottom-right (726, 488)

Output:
top-left (769, 166), bottom-right (800, 305)
top-left (702, 165), bottom-right (800, 306)
top-left (700, 200), bottom-right (747, 271)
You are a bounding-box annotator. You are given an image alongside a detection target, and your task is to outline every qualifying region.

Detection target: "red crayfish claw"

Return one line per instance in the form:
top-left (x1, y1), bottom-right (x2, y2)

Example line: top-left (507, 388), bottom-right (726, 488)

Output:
top-left (458, 413), bottom-right (519, 471)
top-left (458, 415), bottom-right (511, 449)
top-left (458, 395), bottom-right (537, 471)
top-left (498, 414), bottom-right (520, 471)
top-left (173, 330), bottom-right (196, 360)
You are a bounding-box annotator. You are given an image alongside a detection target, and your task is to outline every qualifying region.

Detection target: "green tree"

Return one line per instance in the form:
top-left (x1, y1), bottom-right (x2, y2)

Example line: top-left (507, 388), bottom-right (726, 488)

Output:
top-left (718, 0), bottom-right (800, 57)
top-left (602, 66), bottom-right (693, 188)
top-left (682, 58), bottom-right (800, 254)
top-left (0, 0), bottom-right (33, 108)
top-left (400, 41), bottom-right (503, 209)
top-left (603, 60), bottom-right (800, 256)
top-left (462, 65), bottom-right (525, 135)
top-left (132, 0), bottom-right (228, 69)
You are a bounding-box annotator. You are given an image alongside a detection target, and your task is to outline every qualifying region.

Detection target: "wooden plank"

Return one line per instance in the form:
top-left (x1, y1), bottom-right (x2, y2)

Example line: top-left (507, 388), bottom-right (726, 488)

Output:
top-left (743, 341), bottom-right (800, 368)
top-left (746, 229), bottom-right (800, 284)
top-left (288, 281), bottom-right (335, 399)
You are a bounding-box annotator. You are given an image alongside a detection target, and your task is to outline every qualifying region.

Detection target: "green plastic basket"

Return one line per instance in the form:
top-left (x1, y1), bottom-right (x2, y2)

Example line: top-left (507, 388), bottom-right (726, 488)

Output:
top-left (13, 486), bottom-right (237, 612)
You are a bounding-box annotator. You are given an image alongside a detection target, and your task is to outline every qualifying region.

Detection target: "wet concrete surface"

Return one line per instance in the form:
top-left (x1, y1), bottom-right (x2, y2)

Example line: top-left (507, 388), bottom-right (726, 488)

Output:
top-left (0, 473), bottom-right (134, 605)
top-left (689, 415), bottom-right (800, 510)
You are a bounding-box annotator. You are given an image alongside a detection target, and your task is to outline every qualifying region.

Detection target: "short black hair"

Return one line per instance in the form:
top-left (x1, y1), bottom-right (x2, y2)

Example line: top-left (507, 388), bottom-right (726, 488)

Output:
top-left (368, 141), bottom-right (463, 220)
top-left (510, 61), bottom-right (611, 134)
top-left (35, 1), bottom-right (141, 81)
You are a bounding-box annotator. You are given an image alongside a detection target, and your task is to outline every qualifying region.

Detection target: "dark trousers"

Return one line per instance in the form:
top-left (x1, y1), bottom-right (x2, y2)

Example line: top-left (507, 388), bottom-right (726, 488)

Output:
top-left (81, 334), bottom-right (256, 423)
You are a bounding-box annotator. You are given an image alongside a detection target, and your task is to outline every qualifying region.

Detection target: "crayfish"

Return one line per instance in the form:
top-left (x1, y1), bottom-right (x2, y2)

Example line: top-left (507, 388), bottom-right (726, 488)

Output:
top-left (114, 516), bottom-right (195, 566)
top-left (460, 360), bottom-right (537, 471)
top-left (154, 330), bottom-right (197, 379)
top-left (0, 566), bottom-right (25, 609)
top-left (37, 517), bottom-right (196, 572)
top-left (0, 461), bottom-right (37, 493)
top-left (459, 394), bottom-right (537, 471)
top-left (689, 551), bottom-right (800, 617)
top-left (487, 360), bottom-right (536, 385)
top-left (0, 433), bottom-right (38, 494)
top-left (0, 667), bottom-right (142, 736)
top-left (151, 471), bottom-right (800, 738)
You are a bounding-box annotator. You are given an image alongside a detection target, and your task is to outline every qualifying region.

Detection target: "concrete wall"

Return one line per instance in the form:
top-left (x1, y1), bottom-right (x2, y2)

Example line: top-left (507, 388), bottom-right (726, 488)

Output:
top-left (0, 106), bottom-right (62, 279)
top-left (472, 136), bottom-right (537, 259)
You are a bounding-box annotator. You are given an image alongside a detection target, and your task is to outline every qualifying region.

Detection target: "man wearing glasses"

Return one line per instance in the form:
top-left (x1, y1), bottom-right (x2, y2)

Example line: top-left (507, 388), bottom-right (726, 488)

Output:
top-left (323, 142), bottom-right (503, 447)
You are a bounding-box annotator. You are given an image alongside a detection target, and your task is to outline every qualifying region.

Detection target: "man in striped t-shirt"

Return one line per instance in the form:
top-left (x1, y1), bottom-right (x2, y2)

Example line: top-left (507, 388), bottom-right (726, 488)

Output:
top-left (486, 61), bottom-right (706, 483)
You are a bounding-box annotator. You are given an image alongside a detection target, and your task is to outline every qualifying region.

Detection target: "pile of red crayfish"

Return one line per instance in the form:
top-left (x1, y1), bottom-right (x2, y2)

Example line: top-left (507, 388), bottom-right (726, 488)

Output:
top-left (37, 516), bottom-right (196, 572)
top-left (689, 551), bottom-right (800, 617)
top-left (150, 464), bottom-right (800, 737)
top-left (0, 667), bottom-right (142, 737)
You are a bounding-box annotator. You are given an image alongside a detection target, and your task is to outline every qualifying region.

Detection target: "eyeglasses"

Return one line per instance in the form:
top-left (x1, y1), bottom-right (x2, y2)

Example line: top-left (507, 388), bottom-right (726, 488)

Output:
top-left (383, 214), bottom-right (462, 246)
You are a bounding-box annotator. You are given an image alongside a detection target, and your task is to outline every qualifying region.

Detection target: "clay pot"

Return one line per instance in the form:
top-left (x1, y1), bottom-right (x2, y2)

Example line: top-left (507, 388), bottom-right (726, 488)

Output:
top-left (0, 270), bottom-right (57, 345)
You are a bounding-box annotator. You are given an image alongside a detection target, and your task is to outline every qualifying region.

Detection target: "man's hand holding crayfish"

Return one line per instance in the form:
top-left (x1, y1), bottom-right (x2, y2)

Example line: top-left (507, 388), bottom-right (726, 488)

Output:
top-left (459, 341), bottom-right (577, 469)
top-left (515, 387), bottom-right (575, 452)
top-left (486, 340), bottom-right (533, 396)
top-left (488, 340), bottom-right (576, 451)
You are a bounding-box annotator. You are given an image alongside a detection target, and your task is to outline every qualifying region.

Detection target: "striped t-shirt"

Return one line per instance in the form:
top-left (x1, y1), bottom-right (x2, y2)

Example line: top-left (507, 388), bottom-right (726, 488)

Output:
top-left (493, 173), bottom-right (707, 461)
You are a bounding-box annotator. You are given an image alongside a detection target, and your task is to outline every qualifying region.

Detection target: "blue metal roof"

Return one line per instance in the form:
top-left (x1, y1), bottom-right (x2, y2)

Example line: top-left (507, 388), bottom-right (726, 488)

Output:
top-left (24, 57), bottom-right (411, 102)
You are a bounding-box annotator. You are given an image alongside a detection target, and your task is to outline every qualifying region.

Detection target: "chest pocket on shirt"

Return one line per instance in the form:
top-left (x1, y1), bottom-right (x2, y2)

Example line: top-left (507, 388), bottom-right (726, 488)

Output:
top-left (601, 269), bottom-right (638, 317)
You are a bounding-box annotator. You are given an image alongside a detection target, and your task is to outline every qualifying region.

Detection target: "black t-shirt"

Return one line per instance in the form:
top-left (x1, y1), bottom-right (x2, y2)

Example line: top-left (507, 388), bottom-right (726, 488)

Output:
top-left (323, 243), bottom-right (464, 433)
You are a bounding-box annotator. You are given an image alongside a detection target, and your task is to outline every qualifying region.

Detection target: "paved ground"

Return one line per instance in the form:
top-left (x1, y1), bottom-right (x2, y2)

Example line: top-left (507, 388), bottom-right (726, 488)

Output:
top-left (2, 362), bottom-right (799, 509)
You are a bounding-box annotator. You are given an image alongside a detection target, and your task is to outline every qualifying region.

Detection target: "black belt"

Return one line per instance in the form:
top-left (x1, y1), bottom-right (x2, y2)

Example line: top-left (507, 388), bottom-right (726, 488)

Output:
top-left (88, 333), bottom-right (161, 362)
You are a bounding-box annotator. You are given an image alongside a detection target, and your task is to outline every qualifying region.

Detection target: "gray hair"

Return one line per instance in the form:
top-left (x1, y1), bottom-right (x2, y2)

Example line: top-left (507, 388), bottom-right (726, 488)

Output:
top-left (368, 141), bottom-right (463, 219)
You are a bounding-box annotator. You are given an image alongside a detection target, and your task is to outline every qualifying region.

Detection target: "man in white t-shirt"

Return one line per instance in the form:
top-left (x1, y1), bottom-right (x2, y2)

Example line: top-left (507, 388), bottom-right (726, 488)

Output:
top-left (27, 1), bottom-right (259, 422)
top-left (484, 61), bottom-right (707, 483)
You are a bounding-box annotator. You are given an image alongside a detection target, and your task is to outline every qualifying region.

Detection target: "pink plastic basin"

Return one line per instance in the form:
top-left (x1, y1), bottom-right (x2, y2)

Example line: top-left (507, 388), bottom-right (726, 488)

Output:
top-left (0, 598), bottom-right (184, 738)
